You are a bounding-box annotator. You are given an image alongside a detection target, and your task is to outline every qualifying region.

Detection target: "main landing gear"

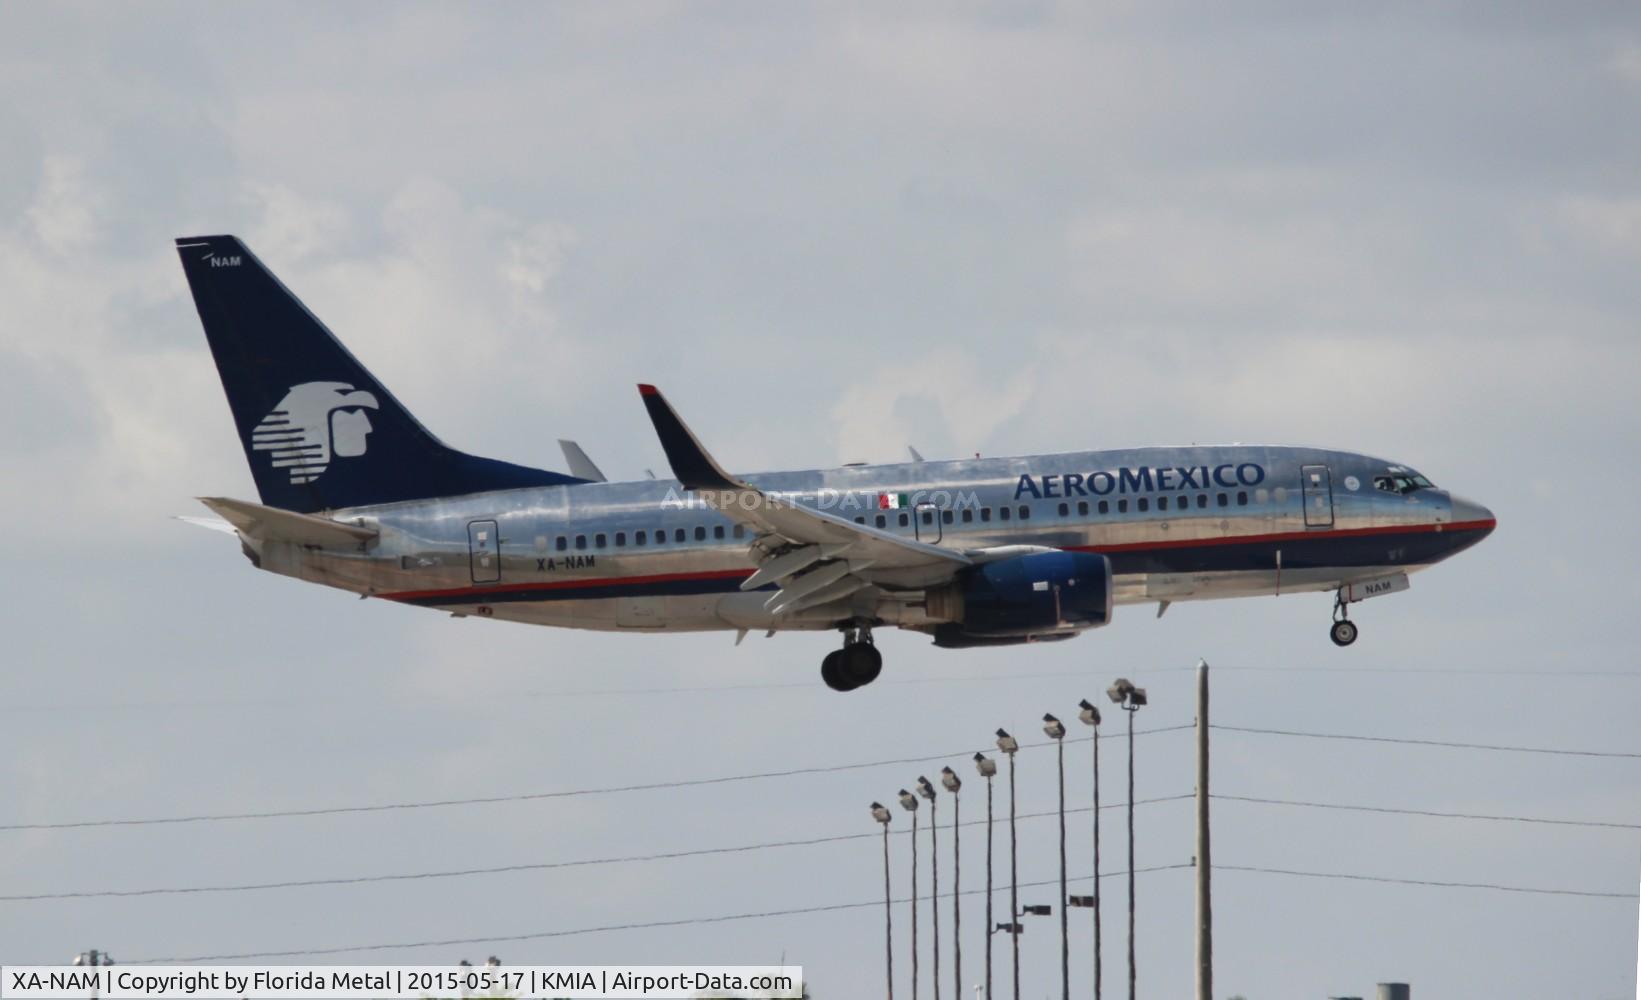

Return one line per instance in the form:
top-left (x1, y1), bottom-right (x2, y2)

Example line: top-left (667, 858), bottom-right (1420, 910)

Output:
top-left (1330, 590), bottom-right (1359, 647)
top-left (821, 625), bottom-right (883, 692)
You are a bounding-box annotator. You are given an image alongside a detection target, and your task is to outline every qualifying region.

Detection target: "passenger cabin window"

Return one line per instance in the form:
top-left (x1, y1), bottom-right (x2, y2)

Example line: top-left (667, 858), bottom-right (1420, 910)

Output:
top-left (855, 516), bottom-right (866, 525)
top-left (575, 535), bottom-right (587, 550)
top-left (636, 530), bottom-right (647, 545)
top-left (714, 525), bottom-right (725, 539)
top-left (615, 532), bottom-right (626, 546)
top-left (1158, 496), bottom-right (1169, 511)
top-left (1197, 494), bottom-right (1208, 509)
top-left (961, 509), bottom-right (973, 523)
top-left (595, 533), bottom-right (607, 548)
top-left (1077, 501), bottom-right (1088, 516)
top-left (875, 514), bottom-right (887, 528)
top-left (921, 510), bottom-right (934, 525)
top-left (1098, 500), bottom-right (1109, 515)
top-left (1117, 499), bottom-right (1128, 513)
top-left (1236, 491), bottom-right (1248, 506)
top-left (1018, 505), bottom-right (1030, 520)
top-left (999, 506), bottom-right (1011, 522)
top-left (555, 536), bottom-right (568, 552)
top-left (733, 525), bottom-right (745, 539)
top-left (942, 510), bottom-right (953, 524)
top-left (980, 508), bottom-right (992, 522)
top-left (1217, 493), bottom-right (1229, 507)
top-left (1058, 502), bottom-right (1070, 517)
top-left (653, 529), bottom-right (666, 545)
top-left (675, 528), bottom-right (686, 543)
top-left (1137, 498), bottom-right (1149, 512)
top-left (694, 526), bottom-right (706, 541)
top-left (899, 512), bottom-right (910, 527)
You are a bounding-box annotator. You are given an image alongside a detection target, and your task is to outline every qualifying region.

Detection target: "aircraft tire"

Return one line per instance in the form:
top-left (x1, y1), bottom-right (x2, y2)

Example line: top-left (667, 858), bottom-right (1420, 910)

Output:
top-left (821, 649), bottom-right (856, 692)
top-left (841, 642), bottom-right (883, 688)
top-left (1330, 620), bottom-right (1359, 647)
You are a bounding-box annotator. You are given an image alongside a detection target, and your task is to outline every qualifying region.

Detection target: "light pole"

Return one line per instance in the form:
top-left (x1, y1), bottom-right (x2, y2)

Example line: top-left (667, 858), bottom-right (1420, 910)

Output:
top-left (995, 728), bottom-right (1021, 1000)
top-left (1044, 713), bottom-right (1069, 1000)
top-left (873, 802), bottom-right (895, 1000)
top-left (1078, 698), bottom-right (1103, 1000)
top-left (941, 766), bottom-right (963, 1000)
top-left (1106, 678), bottom-right (1148, 1000)
top-left (73, 951), bottom-right (113, 1000)
top-left (900, 788), bottom-right (921, 1000)
top-left (917, 776), bottom-right (941, 1000)
top-left (973, 752), bottom-right (998, 1000)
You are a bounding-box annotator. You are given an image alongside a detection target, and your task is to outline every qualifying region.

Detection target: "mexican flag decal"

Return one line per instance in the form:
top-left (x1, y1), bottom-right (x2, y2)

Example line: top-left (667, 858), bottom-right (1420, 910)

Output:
top-left (877, 492), bottom-right (910, 510)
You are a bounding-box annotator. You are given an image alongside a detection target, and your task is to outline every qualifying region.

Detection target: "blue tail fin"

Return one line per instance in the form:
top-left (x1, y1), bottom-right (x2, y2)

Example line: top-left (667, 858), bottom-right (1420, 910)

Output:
top-left (176, 235), bottom-right (587, 512)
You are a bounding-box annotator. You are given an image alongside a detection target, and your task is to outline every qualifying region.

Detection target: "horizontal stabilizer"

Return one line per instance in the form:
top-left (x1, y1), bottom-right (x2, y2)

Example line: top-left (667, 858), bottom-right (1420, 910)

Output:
top-left (557, 439), bottom-right (608, 482)
top-left (175, 515), bottom-right (238, 535)
top-left (198, 496), bottom-right (377, 548)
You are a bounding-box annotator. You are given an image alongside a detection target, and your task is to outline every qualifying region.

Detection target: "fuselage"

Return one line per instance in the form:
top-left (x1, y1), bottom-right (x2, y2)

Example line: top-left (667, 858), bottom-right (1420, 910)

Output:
top-left (249, 444), bottom-right (1495, 638)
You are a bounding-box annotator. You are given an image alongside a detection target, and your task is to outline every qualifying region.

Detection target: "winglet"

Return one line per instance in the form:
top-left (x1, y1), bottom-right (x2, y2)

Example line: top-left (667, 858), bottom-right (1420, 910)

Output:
top-left (637, 385), bottom-right (741, 491)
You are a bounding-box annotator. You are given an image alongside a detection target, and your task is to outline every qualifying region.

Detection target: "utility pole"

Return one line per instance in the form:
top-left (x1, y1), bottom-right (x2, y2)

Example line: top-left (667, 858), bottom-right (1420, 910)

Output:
top-left (873, 803), bottom-right (895, 1000)
top-left (942, 767), bottom-right (964, 1000)
top-left (974, 752), bottom-right (997, 1000)
top-left (1195, 660), bottom-right (1212, 1000)
top-left (918, 777), bottom-right (941, 1000)
top-left (900, 790), bottom-right (922, 1000)
top-left (72, 950), bottom-right (113, 1000)
top-left (1106, 678), bottom-right (1146, 1000)
top-left (995, 729), bottom-right (1021, 1000)
top-left (1079, 699), bottom-right (1103, 1000)
top-left (1044, 714), bottom-right (1069, 1000)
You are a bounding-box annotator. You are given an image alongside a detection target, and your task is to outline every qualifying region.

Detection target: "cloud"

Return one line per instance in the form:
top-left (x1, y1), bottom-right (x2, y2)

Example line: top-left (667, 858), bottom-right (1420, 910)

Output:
top-left (24, 154), bottom-right (102, 255)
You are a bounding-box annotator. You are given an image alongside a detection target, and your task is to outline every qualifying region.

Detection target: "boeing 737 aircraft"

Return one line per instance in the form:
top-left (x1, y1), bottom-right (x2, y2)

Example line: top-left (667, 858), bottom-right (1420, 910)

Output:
top-left (176, 235), bottom-right (1496, 691)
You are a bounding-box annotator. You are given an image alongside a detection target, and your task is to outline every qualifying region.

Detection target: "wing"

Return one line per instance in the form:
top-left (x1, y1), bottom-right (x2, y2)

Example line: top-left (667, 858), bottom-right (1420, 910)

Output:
top-left (637, 384), bottom-right (970, 616)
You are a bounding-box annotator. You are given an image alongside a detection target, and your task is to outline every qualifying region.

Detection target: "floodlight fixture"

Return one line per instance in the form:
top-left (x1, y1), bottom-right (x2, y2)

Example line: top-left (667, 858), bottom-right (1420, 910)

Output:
top-left (941, 766), bottom-right (962, 794)
top-left (995, 729), bottom-right (1019, 754)
top-left (1078, 698), bottom-right (1100, 727)
top-left (1042, 713), bottom-right (1065, 739)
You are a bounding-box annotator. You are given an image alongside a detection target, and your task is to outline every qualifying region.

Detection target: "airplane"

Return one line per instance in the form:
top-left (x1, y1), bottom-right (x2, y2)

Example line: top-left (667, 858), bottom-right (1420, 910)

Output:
top-left (174, 235), bottom-right (1497, 692)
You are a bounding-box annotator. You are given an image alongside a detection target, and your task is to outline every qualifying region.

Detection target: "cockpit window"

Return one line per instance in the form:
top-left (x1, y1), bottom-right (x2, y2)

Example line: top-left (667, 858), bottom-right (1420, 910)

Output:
top-left (1374, 469), bottom-right (1435, 495)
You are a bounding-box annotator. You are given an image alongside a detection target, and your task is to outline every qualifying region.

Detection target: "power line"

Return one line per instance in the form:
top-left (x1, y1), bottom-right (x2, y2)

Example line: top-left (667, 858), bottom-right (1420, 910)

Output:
top-left (1211, 724), bottom-right (1641, 759)
top-left (1215, 864), bottom-right (1639, 900)
top-left (129, 865), bottom-right (1196, 963)
top-left (127, 858), bottom-right (1638, 964)
top-left (0, 796), bottom-right (1196, 902)
top-left (1214, 794), bottom-right (1641, 831)
top-left (0, 725), bottom-right (1195, 833)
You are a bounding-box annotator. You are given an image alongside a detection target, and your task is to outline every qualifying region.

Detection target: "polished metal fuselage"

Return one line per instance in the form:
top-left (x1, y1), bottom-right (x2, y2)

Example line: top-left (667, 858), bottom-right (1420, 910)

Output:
top-left (246, 445), bottom-right (1494, 637)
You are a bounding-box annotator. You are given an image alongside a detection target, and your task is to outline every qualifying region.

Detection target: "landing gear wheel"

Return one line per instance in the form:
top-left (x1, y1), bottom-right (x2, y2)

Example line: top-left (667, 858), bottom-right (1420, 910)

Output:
top-left (841, 642), bottom-right (883, 688)
top-left (1330, 619), bottom-right (1359, 647)
top-left (820, 649), bottom-right (855, 692)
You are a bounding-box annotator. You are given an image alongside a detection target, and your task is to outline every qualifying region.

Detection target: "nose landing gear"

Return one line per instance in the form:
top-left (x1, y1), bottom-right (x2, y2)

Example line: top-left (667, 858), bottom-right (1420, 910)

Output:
top-left (821, 625), bottom-right (883, 692)
top-left (1330, 591), bottom-right (1359, 647)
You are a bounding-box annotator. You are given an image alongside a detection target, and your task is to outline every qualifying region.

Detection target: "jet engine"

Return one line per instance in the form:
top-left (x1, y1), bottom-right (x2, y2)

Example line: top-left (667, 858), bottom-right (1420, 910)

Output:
top-left (925, 550), bottom-right (1113, 645)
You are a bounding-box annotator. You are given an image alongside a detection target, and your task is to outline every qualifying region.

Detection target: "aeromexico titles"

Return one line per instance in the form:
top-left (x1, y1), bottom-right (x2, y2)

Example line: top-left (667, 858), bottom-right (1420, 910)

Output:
top-left (175, 236), bottom-right (1496, 692)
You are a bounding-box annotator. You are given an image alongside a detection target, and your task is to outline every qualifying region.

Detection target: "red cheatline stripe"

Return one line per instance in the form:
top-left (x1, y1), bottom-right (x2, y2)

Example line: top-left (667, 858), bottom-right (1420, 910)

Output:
top-left (380, 520), bottom-right (1495, 603)
top-left (383, 568), bottom-right (754, 602)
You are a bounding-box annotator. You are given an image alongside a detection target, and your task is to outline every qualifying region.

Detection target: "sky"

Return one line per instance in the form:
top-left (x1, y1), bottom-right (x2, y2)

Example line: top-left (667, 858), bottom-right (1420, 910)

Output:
top-left (1, 2), bottom-right (1639, 997)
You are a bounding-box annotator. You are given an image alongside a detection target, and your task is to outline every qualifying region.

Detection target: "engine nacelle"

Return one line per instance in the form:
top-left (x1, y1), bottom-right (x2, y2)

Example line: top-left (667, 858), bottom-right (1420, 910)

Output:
top-left (926, 550), bottom-right (1113, 639)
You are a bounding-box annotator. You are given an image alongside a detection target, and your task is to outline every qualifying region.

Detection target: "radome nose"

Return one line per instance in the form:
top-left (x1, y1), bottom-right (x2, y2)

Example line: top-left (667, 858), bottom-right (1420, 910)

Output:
top-left (1449, 494), bottom-right (1496, 534)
